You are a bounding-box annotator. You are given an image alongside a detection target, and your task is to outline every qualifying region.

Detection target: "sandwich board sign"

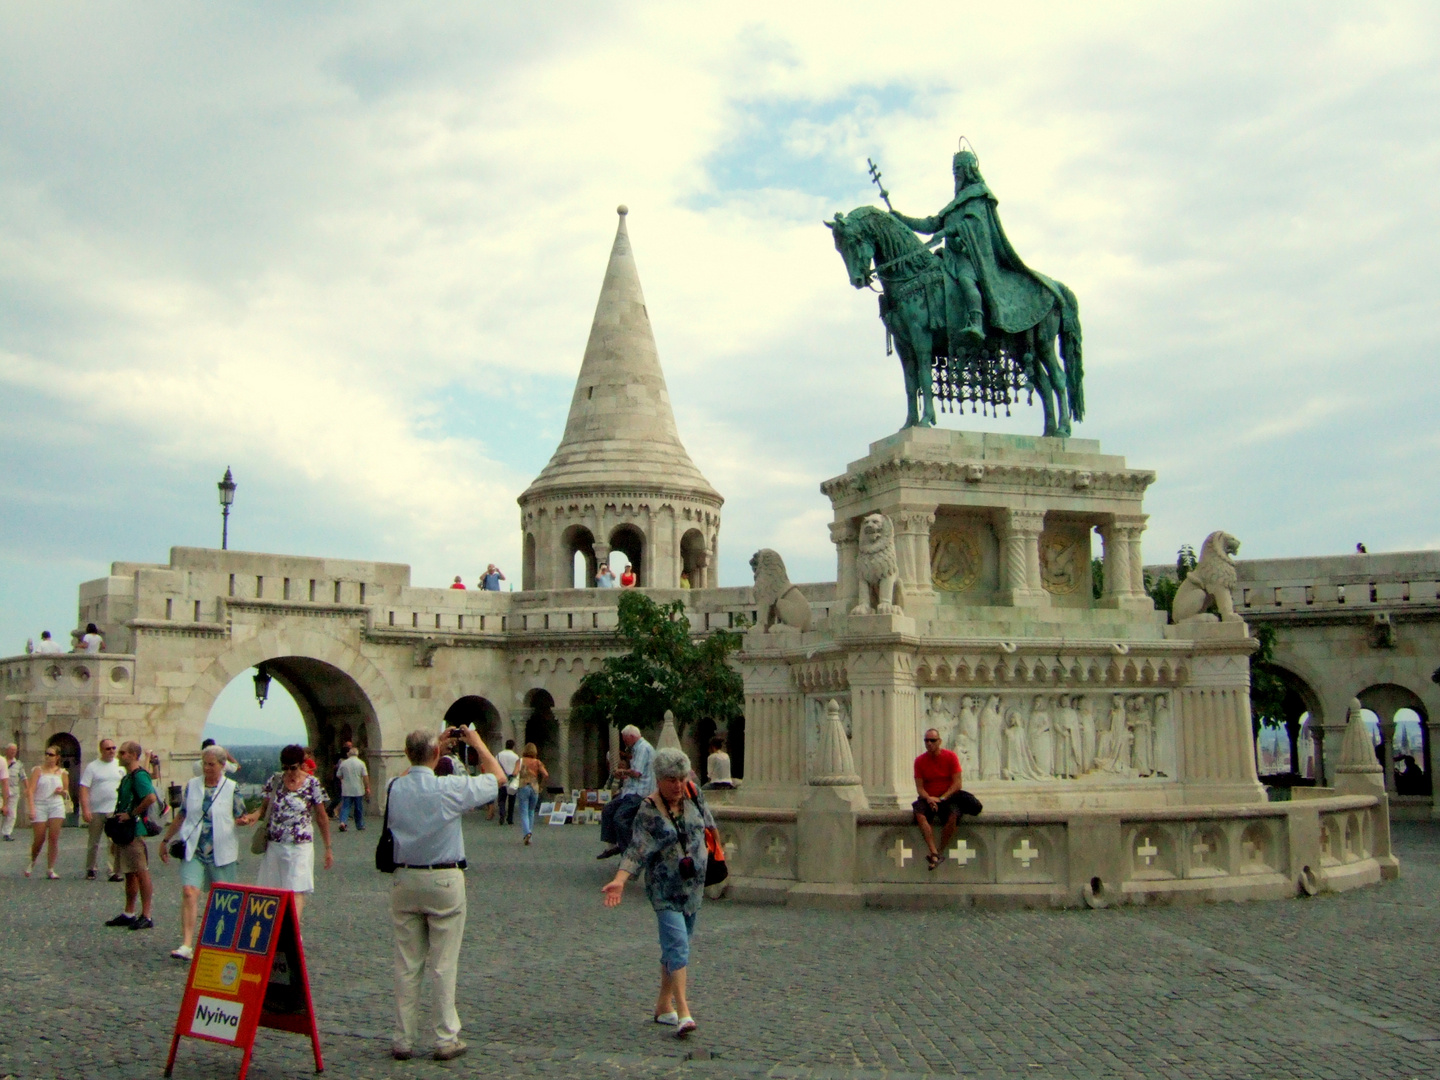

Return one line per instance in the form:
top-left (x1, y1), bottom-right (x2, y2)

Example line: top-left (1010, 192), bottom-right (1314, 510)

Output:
top-left (165, 884), bottom-right (323, 1079)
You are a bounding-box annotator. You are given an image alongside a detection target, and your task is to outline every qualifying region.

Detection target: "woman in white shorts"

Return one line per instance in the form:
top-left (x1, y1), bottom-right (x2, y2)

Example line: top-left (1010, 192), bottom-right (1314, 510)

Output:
top-left (26, 746), bottom-right (69, 878)
top-left (256, 744), bottom-right (333, 923)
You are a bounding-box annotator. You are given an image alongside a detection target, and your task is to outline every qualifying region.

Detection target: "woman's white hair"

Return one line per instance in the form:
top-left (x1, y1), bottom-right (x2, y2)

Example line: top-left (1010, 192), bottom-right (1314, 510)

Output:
top-left (201, 744), bottom-right (228, 765)
top-left (653, 747), bottom-right (691, 781)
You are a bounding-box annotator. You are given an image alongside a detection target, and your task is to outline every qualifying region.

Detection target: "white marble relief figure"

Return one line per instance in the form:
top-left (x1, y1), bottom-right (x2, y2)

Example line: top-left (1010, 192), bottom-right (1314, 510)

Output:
top-left (1095, 693), bottom-right (1133, 774)
top-left (926, 695), bottom-right (957, 754)
top-left (957, 695), bottom-right (980, 779)
top-left (1129, 695), bottom-right (1154, 776)
top-left (1078, 696), bottom-right (1097, 773)
top-left (978, 694), bottom-right (1004, 780)
top-left (1152, 693), bottom-right (1175, 778)
top-left (1058, 695), bottom-right (1082, 778)
top-left (1003, 707), bottom-right (1047, 781)
top-left (1028, 695), bottom-right (1054, 777)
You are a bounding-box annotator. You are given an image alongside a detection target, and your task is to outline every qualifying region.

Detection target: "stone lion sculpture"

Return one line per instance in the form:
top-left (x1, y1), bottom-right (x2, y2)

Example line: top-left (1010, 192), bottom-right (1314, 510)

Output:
top-left (1171, 530), bottom-right (1242, 623)
top-left (750, 549), bottom-right (813, 633)
top-left (851, 513), bottom-right (904, 615)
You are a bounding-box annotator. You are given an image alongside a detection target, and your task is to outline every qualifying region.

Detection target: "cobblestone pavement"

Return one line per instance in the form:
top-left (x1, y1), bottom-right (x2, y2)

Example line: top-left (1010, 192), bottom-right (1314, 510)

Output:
top-left (1, 816), bottom-right (1437, 1080)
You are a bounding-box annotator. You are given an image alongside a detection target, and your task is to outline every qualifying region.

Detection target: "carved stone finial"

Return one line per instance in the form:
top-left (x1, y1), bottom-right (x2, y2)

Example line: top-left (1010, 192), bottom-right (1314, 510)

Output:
top-left (1335, 698), bottom-right (1383, 776)
top-left (1171, 530), bottom-right (1242, 623)
top-left (657, 709), bottom-right (682, 752)
top-left (809, 699), bottom-right (861, 786)
top-left (750, 549), bottom-right (813, 632)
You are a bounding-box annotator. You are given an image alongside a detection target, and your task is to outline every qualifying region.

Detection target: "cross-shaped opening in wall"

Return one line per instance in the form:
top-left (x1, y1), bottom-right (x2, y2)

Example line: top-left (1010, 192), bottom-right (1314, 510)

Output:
top-left (1192, 836), bottom-right (1214, 863)
top-left (1137, 837), bottom-right (1159, 866)
top-left (949, 839), bottom-right (977, 866)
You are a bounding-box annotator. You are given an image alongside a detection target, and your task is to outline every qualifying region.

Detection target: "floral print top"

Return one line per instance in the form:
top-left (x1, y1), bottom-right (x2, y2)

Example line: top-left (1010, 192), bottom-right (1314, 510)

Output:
top-left (262, 774), bottom-right (324, 845)
top-left (619, 789), bottom-right (716, 915)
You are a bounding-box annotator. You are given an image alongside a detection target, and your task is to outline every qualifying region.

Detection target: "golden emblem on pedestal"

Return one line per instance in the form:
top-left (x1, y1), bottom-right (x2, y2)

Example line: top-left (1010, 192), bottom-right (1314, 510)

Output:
top-left (931, 529), bottom-right (981, 592)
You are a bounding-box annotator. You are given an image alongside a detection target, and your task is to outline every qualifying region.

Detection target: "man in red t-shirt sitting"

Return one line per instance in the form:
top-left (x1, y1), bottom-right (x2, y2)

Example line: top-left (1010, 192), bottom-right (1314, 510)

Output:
top-left (913, 728), bottom-right (981, 870)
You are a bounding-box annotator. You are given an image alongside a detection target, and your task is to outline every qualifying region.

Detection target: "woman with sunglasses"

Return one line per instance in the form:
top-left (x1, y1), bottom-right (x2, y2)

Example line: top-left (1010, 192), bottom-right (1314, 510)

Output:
top-left (25, 746), bottom-right (69, 878)
top-left (255, 744), bottom-right (333, 922)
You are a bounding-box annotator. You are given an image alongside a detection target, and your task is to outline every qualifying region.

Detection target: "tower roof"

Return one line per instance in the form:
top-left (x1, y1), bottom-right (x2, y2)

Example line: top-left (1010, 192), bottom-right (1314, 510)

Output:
top-left (521, 206), bottom-right (720, 504)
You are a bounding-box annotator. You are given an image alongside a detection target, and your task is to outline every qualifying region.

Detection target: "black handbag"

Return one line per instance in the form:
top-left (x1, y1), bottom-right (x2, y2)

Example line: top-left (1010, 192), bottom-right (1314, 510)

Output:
top-left (375, 780), bottom-right (398, 873)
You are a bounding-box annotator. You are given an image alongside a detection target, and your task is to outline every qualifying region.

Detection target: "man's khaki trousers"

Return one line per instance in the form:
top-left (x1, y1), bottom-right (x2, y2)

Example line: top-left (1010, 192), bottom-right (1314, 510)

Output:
top-left (85, 813), bottom-right (117, 874)
top-left (390, 867), bottom-right (467, 1049)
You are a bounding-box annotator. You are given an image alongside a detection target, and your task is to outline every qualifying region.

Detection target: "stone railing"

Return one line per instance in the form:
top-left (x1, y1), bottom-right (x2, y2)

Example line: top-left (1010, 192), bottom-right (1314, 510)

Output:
top-left (0, 652), bottom-right (137, 698)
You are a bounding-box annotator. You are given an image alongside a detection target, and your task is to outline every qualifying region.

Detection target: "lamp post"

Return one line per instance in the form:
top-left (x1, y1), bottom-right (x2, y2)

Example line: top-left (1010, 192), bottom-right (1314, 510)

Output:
top-left (218, 467), bottom-right (236, 550)
top-left (253, 662), bottom-right (271, 709)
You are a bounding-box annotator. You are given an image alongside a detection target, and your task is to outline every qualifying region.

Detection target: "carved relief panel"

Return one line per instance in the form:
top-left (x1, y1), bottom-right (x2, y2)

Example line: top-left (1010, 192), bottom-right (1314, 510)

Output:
top-left (929, 511), bottom-right (999, 602)
top-left (921, 690), bottom-right (1177, 783)
top-left (805, 694), bottom-right (851, 778)
top-left (1039, 519), bottom-right (1092, 607)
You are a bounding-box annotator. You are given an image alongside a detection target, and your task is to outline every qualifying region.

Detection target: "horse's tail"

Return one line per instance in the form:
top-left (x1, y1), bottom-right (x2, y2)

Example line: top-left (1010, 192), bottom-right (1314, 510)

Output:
top-left (1056, 281), bottom-right (1084, 422)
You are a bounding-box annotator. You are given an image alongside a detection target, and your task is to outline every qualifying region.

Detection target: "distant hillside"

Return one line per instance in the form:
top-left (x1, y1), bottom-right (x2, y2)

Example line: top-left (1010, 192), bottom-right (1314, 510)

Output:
top-left (202, 722), bottom-right (294, 750)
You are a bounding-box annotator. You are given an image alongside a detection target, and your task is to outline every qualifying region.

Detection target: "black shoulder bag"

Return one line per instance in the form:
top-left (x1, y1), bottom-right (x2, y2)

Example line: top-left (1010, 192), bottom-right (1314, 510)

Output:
top-left (375, 779), bottom-right (399, 873)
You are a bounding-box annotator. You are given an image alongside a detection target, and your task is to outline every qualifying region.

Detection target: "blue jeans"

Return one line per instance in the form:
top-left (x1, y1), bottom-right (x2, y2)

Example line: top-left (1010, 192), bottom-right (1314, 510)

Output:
top-left (339, 795), bottom-right (366, 830)
top-left (516, 786), bottom-right (540, 835)
top-left (655, 908), bottom-right (697, 973)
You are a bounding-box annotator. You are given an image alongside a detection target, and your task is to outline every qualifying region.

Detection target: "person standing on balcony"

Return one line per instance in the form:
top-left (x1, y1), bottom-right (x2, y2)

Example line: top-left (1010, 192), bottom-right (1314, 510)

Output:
top-left (481, 565), bottom-right (506, 591)
top-left (77, 623), bottom-right (104, 653)
top-left (34, 631), bottom-right (63, 654)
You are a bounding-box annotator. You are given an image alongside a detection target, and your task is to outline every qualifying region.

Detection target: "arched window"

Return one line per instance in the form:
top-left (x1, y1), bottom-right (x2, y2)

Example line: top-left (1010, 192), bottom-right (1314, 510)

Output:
top-left (522, 532), bottom-right (537, 591)
top-left (561, 525), bottom-right (597, 589)
top-left (609, 525), bottom-right (644, 586)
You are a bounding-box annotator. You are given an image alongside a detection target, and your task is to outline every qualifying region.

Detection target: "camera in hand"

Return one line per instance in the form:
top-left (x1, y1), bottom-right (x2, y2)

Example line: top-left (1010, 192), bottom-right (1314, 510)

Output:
top-left (678, 856), bottom-right (697, 881)
top-left (445, 727), bottom-right (468, 739)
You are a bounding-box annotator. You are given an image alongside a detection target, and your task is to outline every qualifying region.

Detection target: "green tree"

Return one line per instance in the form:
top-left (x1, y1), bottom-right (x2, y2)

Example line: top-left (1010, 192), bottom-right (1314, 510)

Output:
top-left (570, 591), bottom-right (745, 738)
top-left (1143, 544), bottom-right (1199, 617)
top-left (1249, 623), bottom-right (1288, 738)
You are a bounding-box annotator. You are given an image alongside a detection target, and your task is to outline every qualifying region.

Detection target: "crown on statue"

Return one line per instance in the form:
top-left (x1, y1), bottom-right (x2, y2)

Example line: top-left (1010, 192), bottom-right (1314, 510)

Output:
top-left (952, 149), bottom-right (979, 173)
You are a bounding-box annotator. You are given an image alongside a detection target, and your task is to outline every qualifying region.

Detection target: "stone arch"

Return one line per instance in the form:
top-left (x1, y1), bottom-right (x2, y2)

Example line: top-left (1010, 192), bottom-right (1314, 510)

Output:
top-left (1256, 663), bottom-right (1324, 784)
top-left (44, 731), bottom-right (83, 817)
top-left (568, 684), bottom-right (611, 789)
top-left (680, 527), bottom-right (708, 588)
top-left (1358, 683), bottom-right (1429, 796)
top-left (182, 628), bottom-right (400, 800)
top-left (609, 524), bottom-right (645, 585)
top-left (561, 524), bottom-right (598, 589)
top-left (522, 688), bottom-right (559, 783)
top-left (444, 695), bottom-right (504, 770)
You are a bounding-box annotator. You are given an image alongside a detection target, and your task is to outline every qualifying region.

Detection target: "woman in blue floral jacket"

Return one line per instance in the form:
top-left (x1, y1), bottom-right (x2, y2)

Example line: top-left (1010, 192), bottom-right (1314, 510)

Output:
top-left (601, 746), bottom-right (713, 1038)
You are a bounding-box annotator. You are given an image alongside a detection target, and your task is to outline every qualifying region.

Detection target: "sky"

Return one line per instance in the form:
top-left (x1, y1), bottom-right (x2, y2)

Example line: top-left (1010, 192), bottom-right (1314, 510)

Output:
top-left (4, 1), bottom-right (1439, 701)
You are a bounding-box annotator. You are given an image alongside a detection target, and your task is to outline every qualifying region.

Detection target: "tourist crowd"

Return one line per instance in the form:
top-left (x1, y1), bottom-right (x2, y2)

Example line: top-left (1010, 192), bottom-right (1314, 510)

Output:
top-left (8, 720), bottom-right (742, 1062)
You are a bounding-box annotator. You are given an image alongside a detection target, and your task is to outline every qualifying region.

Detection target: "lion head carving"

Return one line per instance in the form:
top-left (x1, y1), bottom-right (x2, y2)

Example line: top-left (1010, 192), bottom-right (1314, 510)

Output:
top-left (851, 513), bottom-right (904, 615)
top-left (1171, 530), bottom-right (1242, 624)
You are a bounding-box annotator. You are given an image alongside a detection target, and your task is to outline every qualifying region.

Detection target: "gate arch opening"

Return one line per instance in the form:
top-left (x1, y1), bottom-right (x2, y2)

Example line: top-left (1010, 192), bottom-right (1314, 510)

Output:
top-left (44, 731), bottom-right (83, 818)
top-left (523, 689), bottom-right (559, 786)
top-left (444, 696), bottom-right (504, 770)
top-left (203, 656), bottom-right (380, 803)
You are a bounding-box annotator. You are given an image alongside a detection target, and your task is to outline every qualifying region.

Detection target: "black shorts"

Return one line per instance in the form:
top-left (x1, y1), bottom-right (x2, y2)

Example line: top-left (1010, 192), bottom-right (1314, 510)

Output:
top-left (912, 790), bottom-right (983, 824)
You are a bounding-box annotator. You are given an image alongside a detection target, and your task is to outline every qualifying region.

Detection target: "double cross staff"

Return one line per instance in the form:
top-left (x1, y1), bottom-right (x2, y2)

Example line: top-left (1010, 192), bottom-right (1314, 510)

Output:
top-left (867, 158), bottom-right (895, 212)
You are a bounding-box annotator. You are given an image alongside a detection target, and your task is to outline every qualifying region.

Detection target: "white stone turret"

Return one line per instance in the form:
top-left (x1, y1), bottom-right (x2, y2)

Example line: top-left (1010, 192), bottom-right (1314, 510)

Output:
top-left (519, 206), bottom-right (723, 590)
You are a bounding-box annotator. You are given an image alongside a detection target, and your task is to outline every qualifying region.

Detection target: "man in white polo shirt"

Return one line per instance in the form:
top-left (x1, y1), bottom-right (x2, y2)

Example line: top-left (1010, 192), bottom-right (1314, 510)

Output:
top-left (386, 726), bottom-right (504, 1062)
top-left (80, 738), bottom-right (127, 881)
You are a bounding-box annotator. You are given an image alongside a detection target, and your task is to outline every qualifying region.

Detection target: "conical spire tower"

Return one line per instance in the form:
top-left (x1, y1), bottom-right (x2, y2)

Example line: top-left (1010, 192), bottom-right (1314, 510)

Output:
top-left (518, 206), bottom-right (723, 591)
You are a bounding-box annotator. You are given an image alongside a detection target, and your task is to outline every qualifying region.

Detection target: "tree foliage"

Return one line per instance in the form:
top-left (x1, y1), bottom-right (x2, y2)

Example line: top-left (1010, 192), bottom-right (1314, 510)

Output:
top-left (570, 591), bottom-right (745, 736)
top-left (1143, 544), bottom-right (1199, 617)
top-left (1249, 623), bottom-right (1289, 736)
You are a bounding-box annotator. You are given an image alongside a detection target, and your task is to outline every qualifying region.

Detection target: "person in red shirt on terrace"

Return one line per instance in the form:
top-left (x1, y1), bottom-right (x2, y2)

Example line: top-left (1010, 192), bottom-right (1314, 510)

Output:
top-left (619, 565), bottom-right (637, 588)
top-left (912, 728), bottom-right (981, 870)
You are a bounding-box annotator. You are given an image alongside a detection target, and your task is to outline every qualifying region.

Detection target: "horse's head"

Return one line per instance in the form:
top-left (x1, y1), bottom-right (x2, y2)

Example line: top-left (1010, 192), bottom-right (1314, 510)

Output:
top-left (824, 210), bottom-right (874, 289)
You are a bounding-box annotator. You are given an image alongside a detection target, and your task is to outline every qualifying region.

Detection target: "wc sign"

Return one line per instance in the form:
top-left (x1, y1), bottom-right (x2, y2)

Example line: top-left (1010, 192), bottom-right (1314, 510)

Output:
top-left (190, 996), bottom-right (243, 1041)
top-left (164, 884), bottom-right (323, 1080)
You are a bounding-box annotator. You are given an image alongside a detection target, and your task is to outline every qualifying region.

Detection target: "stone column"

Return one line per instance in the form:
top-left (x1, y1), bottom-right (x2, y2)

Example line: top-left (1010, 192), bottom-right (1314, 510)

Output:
top-left (553, 708), bottom-right (571, 790)
top-left (737, 657), bottom-right (805, 798)
top-left (831, 520), bottom-right (858, 613)
top-left (692, 550), bottom-right (710, 590)
top-left (845, 647), bottom-right (918, 806)
top-left (1120, 515), bottom-right (1148, 597)
top-left (1100, 520), bottom-right (1129, 602)
top-left (894, 509), bottom-right (936, 601)
top-left (1375, 706), bottom-right (1398, 795)
top-left (1177, 647), bottom-right (1265, 803)
top-left (1002, 509), bottom-right (1047, 606)
top-left (592, 540), bottom-right (610, 578)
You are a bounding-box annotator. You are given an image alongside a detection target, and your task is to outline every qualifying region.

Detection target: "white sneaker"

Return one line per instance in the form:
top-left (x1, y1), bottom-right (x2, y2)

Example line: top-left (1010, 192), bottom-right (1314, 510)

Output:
top-left (654, 1010), bottom-right (679, 1026)
top-left (170, 945), bottom-right (194, 961)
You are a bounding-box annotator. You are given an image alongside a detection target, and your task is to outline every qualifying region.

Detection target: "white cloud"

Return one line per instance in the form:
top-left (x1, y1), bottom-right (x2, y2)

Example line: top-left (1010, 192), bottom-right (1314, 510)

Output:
top-left (3, 1), bottom-right (1439, 651)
